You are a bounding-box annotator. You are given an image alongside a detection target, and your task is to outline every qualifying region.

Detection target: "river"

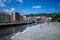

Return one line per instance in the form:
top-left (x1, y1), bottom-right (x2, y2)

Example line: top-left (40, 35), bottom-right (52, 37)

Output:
top-left (0, 22), bottom-right (60, 40)
top-left (0, 22), bottom-right (40, 40)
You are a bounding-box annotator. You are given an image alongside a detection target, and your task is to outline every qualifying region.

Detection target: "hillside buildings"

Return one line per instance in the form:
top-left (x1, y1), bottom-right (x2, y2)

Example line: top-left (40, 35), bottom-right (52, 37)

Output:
top-left (27, 16), bottom-right (52, 22)
top-left (40, 16), bottom-right (47, 22)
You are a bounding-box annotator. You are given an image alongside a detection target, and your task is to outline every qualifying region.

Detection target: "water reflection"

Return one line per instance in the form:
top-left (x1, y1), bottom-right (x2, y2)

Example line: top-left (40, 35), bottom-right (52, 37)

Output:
top-left (0, 25), bottom-right (23, 39)
top-left (0, 22), bottom-right (40, 40)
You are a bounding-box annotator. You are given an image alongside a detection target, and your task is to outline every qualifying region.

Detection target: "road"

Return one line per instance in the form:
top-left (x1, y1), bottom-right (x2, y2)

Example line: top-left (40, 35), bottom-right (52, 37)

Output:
top-left (10, 22), bottom-right (60, 40)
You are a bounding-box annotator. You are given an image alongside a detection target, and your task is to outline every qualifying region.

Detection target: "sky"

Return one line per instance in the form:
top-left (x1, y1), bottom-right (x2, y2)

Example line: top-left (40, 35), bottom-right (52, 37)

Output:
top-left (0, 0), bottom-right (60, 15)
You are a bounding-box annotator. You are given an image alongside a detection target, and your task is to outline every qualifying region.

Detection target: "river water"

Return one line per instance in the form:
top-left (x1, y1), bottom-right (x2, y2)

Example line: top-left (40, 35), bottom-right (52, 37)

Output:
top-left (0, 22), bottom-right (40, 40)
top-left (0, 22), bottom-right (60, 40)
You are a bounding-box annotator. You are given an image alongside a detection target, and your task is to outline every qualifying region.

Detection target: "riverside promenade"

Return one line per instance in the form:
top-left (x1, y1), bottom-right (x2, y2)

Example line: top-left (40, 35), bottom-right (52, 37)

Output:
top-left (10, 22), bottom-right (60, 40)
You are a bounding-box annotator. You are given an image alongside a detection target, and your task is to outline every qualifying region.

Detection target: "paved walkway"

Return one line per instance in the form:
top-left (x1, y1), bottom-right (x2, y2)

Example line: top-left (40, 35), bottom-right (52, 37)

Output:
top-left (10, 22), bottom-right (60, 40)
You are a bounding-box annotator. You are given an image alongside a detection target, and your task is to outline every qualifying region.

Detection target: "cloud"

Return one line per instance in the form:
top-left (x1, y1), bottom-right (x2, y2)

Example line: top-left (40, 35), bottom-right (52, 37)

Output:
top-left (3, 0), bottom-right (12, 4)
top-left (3, 0), bottom-right (7, 2)
top-left (50, 8), bottom-right (55, 10)
top-left (4, 8), bottom-right (15, 13)
top-left (32, 6), bottom-right (42, 8)
top-left (4, 9), bottom-right (9, 11)
top-left (0, 0), bottom-right (23, 6)
top-left (0, 0), bottom-right (12, 6)
top-left (23, 10), bottom-right (29, 14)
top-left (23, 10), bottom-right (28, 13)
top-left (17, 0), bottom-right (23, 3)
top-left (0, 3), bottom-right (6, 6)
top-left (58, 2), bottom-right (60, 4)
top-left (3, 0), bottom-right (12, 2)
top-left (10, 8), bottom-right (15, 11)
top-left (10, 8), bottom-right (15, 12)
top-left (0, 0), bottom-right (6, 6)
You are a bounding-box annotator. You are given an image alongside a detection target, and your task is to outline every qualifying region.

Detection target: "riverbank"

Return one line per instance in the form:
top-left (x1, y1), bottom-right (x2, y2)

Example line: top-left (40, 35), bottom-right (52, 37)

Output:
top-left (52, 22), bottom-right (60, 26)
top-left (0, 22), bottom-right (32, 28)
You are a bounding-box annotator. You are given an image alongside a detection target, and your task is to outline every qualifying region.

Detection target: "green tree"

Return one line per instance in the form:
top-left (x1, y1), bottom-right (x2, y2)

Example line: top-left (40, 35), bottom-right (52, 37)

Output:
top-left (52, 12), bottom-right (60, 22)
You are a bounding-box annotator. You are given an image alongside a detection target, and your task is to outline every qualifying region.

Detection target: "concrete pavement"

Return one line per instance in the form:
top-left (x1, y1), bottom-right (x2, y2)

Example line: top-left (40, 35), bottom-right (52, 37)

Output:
top-left (10, 22), bottom-right (60, 40)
